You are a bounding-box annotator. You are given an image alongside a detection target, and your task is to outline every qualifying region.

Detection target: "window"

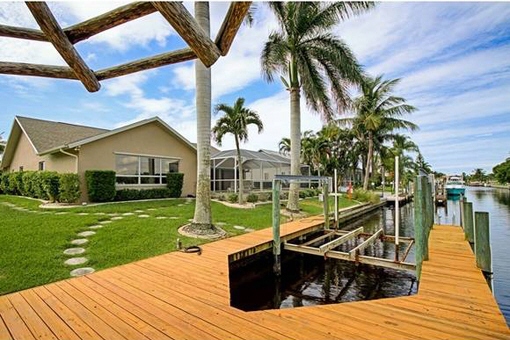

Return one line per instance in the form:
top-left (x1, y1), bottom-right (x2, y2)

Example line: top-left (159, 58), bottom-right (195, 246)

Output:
top-left (38, 161), bottom-right (45, 171)
top-left (115, 154), bottom-right (179, 185)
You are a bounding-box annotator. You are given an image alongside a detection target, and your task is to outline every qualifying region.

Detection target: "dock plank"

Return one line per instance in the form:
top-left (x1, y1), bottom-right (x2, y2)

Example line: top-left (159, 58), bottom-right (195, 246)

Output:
top-left (0, 220), bottom-right (508, 340)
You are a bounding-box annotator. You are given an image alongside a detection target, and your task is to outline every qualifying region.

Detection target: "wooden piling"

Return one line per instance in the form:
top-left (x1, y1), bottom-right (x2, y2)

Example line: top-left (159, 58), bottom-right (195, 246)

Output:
top-left (463, 201), bottom-right (474, 244)
top-left (414, 175), bottom-right (429, 280)
top-left (474, 211), bottom-right (492, 274)
top-left (323, 181), bottom-right (329, 229)
top-left (272, 179), bottom-right (281, 275)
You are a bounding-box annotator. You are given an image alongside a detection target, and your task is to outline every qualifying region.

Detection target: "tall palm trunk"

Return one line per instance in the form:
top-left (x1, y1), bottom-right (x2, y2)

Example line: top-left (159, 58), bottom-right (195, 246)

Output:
top-left (234, 136), bottom-right (244, 204)
top-left (192, 2), bottom-right (212, 228)
top-left (287, 86), bottom-right (301, 212)
top-left (363, 132), bottom-right (373, 190)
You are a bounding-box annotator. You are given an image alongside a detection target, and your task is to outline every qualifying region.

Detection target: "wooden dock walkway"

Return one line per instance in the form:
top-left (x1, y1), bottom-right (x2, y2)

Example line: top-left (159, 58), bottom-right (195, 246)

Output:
top-left (1, 219), bottom-right (508, 339)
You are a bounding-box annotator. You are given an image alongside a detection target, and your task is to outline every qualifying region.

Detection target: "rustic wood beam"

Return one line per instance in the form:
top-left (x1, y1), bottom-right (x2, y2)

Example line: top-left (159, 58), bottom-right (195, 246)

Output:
top-left (25, 2), bottom-right (100, 92)
top-left (0, 61), bottom-right (77, 79)
top-left (96, 48), bottom-right (196, 80)
top-left (0, 24), bottom-right (46, 41)
top-left (64, 2), bottom-right (157, 44)
top-left (215, 2), bottom-right (251, 56)
top-left (151, 1), bottom-right (220, 67)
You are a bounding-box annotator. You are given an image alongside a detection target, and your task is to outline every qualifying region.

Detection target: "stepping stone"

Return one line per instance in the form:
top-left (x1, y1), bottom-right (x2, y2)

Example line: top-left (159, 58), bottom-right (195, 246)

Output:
top-left (89, 225), bottom-right (103, 229)
top-left (169, 217), bottom-right (179, 220)
top-left (156, 216), bottom-right (168, 220)
top-left (138, 214), bottom-right (149, 218)
top-left (244, 228), bottom-right (255, 233)
top-left (215, 222), bottom-right (227, 226)
top-left (63, 248), bottom-right (85, 256)
top-left (77, 212), bottom-right (89, 216)
top-left (233, 225), bottom-right (246, 230)
top-left (94, 212), bottom-right (106, 215)
top-left (55, 212), bottom-right (68, 215)
top-left (108, 213), bottom-right (119, 216)
top-left (147, 208), bottom-right (157, 211)
top-left (135, 210), bottom-right (144, 213)
top-left (99, 220), bottom-right (112, 224)
top-left (71, 239), bottom-right (88, 245)
top-left (178, 204), bottom-right (184, 207)
top-left (111, 216), bottom-right (123, 220)
top-left (70, 267), bottom-right (95, 277)
top-left (65, 257), bottom-right (88, 266)
top-left (122, 212), bottom-right (134, 216)
top-left (77, 231), bottom-right (96, 237)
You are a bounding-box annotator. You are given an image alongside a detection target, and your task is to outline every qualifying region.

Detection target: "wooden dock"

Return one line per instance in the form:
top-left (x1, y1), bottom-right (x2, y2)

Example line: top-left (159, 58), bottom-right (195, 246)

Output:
top-left (1, 219), bottom-right (508, 339)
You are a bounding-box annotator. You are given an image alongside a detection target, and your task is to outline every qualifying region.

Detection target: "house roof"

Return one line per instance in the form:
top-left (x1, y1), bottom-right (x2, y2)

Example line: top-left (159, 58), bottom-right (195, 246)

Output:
top-left (16, 116), bottom-right (108, 154)
top-left (1, 115), bottom-right (197, 168)
top-left (211, 148), bottom-right (309, 170)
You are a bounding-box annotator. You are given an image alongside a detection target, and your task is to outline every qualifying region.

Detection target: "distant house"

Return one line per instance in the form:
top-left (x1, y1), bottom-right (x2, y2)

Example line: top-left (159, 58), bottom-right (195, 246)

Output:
top-left (0, 116), bottom-right (197, 202)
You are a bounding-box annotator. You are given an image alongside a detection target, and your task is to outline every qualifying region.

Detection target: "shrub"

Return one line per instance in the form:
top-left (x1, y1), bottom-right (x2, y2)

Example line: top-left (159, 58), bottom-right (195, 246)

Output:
top-left (227, 193), bottom-right (238, 203)
top-left (0, 172), bottom-right (8, 194)
top-left (114, 188), bottom-right (173, 201)
top-left (21, 171), bottom-right (36, 197)
top-left (246, 193), bottom-right (258, 203)
top-left (59, 173), bottom-right (81, 203)
top-left (40, 171), bottom-right (60, 202)
top-left (85, 170), bottom-right (116, 202)
top-left (280, 191), bottom-right (289, 200)
top-left (352, 188), bottom-right (380, 204)
top-left (8, 172), bottom-right (23, 195)
top-left (166, 173), bottom-right (184, 198)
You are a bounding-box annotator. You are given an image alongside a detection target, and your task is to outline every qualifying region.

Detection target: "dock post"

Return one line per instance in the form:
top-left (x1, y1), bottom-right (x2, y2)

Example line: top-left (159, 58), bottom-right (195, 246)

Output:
top-left (334, 169), bottom-right (338, 229)
top-left (423, 177), bottom-right (432, 234)
top-left (323, 181), bottom-right (329, 229)
top-left (463, 201), bottom-right (474, 244)
top-left (272, 179), bottom-right (281, 275)
top-left (414, 175), bottom-right (429, 280)
top-left (459, 194), bottom-right (464, 228)
top-left (474, 212), bottom-right (492, 274)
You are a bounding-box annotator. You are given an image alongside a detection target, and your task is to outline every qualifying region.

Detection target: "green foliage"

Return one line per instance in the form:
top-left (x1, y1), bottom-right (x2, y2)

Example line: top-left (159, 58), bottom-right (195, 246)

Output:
top-left (0, 172), bottom-right (8, 194)
top-left (40, 172), bottom-right (60, 202)
top-left (352, 188), bottom-right (380, 204)
top-left (21, 171), bottom-right (36, 197)
top-left (8, 172), bottom-right (23, 195)
top-left (166, 172), bottom-right (184, 198)
top-left (246, 193), bottom-right (258, 203)
top-left (493, 158), bottom-right (510, 184)
top-left (227, 193), bottom-right (238, 203)
top-left (85, 170), bottom-right (116, 202)
top-left (59, 173), bottom-right (81, 203)
top-left (115, 188), bottom-right (173, 201)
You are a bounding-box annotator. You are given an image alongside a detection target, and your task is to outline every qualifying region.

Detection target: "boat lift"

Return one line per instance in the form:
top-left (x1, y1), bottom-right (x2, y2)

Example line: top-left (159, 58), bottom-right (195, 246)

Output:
top-left (272, 174), bottom-right (416, 276)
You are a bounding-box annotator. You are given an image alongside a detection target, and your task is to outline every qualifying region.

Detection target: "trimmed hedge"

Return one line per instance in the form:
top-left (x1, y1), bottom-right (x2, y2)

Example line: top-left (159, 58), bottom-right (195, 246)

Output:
top-left (85, 170), bottom-right (116, 202)
top-left (246, 193), bottom-right (258, 203)
top-left (59, 173), bottom-right (81, 203)
top-left (115, 188), bottom-right (173, 201)
top-left (166, 172), bottom-right (184, 198)
top-left (40, 171), bottom-right (60, 202)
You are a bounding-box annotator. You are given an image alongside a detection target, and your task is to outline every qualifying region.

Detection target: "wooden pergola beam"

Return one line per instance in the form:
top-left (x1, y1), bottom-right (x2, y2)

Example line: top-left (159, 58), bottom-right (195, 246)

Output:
top-left (0, 62), bottom-right (77, 79)
top-left (0, 24), bottom-right (46, 41)
top-left (25, 2), bottom-right (100, 92)
top-left (215, 2), bottom-right (251, 56)
top-left (151, 1), bottom-right (220, 68)
top-left (64, 2), bottom-right (157, 44)
top-left (96, 48), bottom-right (196, 80)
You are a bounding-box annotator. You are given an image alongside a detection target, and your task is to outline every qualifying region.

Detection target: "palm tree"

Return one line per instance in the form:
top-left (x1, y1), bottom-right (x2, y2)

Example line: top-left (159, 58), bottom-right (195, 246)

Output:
top-left (191, 2), bottom-right (213, 232)
top-left (416, 153), bottom-right (432, 173)
top-left (278, 137), bottom-right (291, 156)
top-left (212, 97), bottom-right (263, 204)
top-left (338, 75), bottom-right (418, 190)
top-left (261, 2), bottom-right (373, 212)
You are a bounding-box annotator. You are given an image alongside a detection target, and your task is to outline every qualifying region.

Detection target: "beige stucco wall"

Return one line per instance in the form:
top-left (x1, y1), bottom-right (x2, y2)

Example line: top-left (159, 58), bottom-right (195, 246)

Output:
top-left (78, 121), bottom-right (197, 202)
top-left (6, 133), bottom-right (75, 173)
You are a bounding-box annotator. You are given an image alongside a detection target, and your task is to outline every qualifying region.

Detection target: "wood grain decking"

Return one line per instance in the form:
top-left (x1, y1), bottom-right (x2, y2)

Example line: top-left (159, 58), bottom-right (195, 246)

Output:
top-left (1, 219), bottom-right (508, 339)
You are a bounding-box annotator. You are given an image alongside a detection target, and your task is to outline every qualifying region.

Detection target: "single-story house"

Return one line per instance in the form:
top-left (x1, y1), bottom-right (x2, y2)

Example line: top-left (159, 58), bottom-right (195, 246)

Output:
top-left (0, 116), bottom-right (198, 202)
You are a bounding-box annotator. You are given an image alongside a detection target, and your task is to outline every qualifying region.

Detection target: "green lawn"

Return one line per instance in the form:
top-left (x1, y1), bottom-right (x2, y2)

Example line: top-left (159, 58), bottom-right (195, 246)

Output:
top-left (0, 194), bottom-right (358, 295)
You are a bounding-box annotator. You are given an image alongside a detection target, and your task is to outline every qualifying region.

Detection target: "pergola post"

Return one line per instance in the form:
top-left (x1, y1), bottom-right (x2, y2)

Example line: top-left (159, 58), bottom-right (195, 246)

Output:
top-left (234, 156), bottom-right (237, 193)
top-left (260, 162), bottom-right (263, 191)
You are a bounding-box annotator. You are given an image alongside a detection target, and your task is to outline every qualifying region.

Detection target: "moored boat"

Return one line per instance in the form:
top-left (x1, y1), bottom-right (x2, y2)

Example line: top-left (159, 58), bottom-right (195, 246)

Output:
top-left (445, 175), bottom-right (466, 196)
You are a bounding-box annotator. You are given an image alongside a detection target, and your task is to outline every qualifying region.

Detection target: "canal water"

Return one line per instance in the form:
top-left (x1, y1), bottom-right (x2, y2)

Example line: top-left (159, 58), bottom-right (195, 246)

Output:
top-left (435, 186), bottom-right (510, 325)
top-left (231, 186), bottom-right (510, 321)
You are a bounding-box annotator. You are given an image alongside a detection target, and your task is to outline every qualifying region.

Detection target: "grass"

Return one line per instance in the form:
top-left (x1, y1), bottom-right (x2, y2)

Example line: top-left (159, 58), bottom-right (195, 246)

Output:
top-left (0, 194), bottom-right (358, 295)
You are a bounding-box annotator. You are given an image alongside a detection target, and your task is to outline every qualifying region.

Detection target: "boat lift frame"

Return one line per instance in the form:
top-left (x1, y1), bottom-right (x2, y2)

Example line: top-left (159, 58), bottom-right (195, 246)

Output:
top-left (272, 175), bottom-right (416, 275)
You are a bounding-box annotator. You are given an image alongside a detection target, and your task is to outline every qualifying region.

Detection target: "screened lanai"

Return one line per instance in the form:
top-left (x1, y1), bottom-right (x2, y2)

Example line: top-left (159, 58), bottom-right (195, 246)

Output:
top-left (211, 149), bottom-right (311, 192)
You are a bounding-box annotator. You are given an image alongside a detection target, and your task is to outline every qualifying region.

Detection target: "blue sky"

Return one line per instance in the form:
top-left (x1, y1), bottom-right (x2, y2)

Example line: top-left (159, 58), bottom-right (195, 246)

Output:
top-left (0, 1), bottom-right (509, 175)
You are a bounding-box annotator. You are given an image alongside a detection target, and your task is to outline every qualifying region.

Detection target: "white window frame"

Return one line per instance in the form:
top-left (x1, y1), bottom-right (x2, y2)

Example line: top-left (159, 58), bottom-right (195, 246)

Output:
top-left (114, 153), bottom-right (180, 186)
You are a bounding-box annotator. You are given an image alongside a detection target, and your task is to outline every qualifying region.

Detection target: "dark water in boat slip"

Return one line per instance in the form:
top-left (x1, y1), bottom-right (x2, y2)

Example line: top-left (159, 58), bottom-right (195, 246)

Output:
top-left (230, 187), bottom-right (510, 323)
top-left (437, 187), bottom-right (510, 325)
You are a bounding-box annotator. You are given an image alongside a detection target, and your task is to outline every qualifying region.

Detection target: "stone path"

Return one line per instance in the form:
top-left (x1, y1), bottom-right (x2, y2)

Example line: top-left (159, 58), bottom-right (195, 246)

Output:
top-left (2, 202), bottom-right (257, 279)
